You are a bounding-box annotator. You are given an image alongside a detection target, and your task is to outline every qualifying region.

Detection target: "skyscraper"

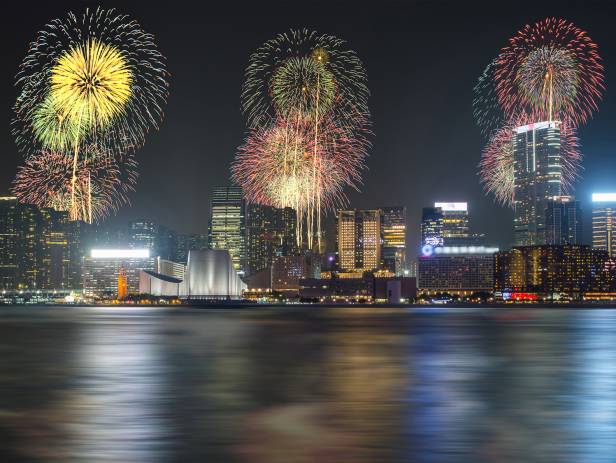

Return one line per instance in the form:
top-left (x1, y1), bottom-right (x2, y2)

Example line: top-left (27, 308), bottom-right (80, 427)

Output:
top-left (337, 209), bottom-right (381, 273)
top-left (545, 196), bottom-right (582, 245)
top-left (0, 197), bottom-right (20, 289)
top-left (245, 204), bottom-right (297, 276)
top-left (381, 206), bottom-right (406, 275)
top-left (513, 121), bottom-right (563, 246)
top-left (0, 198), bottom-right (88, 290)
top-left (39, 208), bottom-right (71, 290)
top-left (421, 207), bottom-right (443, 248)
top-left (129, 221), bottom-right (177, 261)
top-left (208, 186), bottom-right (245, 272)
top-left (592, 193), bottom-right (616, 257)
top-left (434, 202), bottom-right (470, 244)
top-left (176, 233), bottom-right (208, 264)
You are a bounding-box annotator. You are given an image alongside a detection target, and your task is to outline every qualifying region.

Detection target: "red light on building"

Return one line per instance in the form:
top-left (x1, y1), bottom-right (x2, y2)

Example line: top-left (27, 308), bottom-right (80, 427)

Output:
top-left (510, 292), bottom-right (538, 301)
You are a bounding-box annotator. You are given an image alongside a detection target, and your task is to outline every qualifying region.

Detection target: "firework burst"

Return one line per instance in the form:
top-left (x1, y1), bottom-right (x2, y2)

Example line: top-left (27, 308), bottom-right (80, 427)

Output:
top-left (242, 29), bottom-right (370, 131)
top-left (473, 59), bottom-right (505, 139)
top-left (12, 148), bottom-right (138, 223)
top-left (12, 7), bottom-right (168, 222)
top-left (495, 17), bottom-right (604, 126)
top-left (232, 115), bottom-right (368, 232)
top-left (239, 29), bottom-right (371, 248)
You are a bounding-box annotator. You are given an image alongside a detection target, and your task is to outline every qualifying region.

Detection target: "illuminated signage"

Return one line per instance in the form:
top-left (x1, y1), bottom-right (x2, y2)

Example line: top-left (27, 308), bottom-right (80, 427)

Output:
top-left (515, 121), bottom-right (559, 134)
top-left (592, 193), bottom-right (616, 202)
top-left (434, 202), bottom-right (468, 212)
top-left (424, 236), bottom-right (444, 247)
top-left (420, 246), bottom-right (499, 256)
top-left (421, 245), bottom-right (434, 257)
top-left (91, 249), bottom-right (150, 259)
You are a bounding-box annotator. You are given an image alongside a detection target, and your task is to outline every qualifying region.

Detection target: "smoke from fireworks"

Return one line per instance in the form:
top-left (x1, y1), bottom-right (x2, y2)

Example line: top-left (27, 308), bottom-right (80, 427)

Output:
top-left (12, 148), bottom-right (138, 223)
top-left (12, 7), bottom-right (168, 222)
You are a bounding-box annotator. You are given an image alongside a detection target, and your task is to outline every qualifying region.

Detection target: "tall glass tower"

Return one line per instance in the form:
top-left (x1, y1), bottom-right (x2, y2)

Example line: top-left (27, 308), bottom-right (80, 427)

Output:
top-left (592, 193), bottom-right (616, 258)
top-left (208, 186), bottom-right (245, 273)
top-left (513, 121), bottom-right (562, 246)
top-left (381, 206), bottom-right (406, 275)
top-left (434, 202), bottom-right (470, 245)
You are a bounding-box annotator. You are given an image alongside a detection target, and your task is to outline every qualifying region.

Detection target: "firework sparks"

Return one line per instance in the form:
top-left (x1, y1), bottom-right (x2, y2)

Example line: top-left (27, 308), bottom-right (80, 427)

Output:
top-left (12, 148), bottom-right (138, 223)
top-left (495, 17), bottom-right (604, 126)
top-left (479, 116), bottom-right (581, 207)
top-left (12, 7), bottom-right (168, 222)
top-left (232, 115), bottom-right (368, 239)
top-left (242, 29), bottom-right (370, 132)
top-left (473, 59), bottom-right (505, 139)
top-left (239, 29), bottom-right (371, 248)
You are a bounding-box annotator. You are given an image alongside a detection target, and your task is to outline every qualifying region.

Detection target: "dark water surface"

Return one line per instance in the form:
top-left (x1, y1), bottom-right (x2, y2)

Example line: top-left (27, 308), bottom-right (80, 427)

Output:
top-left (0, 306), bottom-right (615, 462)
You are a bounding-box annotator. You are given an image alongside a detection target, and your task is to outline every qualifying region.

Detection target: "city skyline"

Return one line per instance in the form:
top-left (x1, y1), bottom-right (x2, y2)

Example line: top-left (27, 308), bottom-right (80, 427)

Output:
top-left (2, 1), bottom-right (615, 255)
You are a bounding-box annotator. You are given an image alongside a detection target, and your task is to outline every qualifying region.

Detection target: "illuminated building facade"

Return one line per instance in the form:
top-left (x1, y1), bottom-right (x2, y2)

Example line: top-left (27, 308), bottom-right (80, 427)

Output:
top-left (83, 249), bottom-right (155, 298)
top-left (245, 204), bottom-right (297, 276)
top-left (271, 254), bottom-right (319, 295)
top-left (129, 221), bottom-right (177, 261)
top-left (494, 245), bottom-right (613, 298)
top-left (545, 196), bottom-right (582, 245)
top-left (176, 233), bottom-right (208, 264)
top-left (381, 206), bottom-right (406, 276)
top-left (38, 209), bottom-right (71, 290)
top-left (421, 206), bottom-right (443, 249)
top-left (592, 193), bottom-right (616, 257)
top-left (337, 209), bottom-right (382, 273)
top-left (156, 257), bottom-right (186, 281)
top-left (180, 250), bottom-right (245, 299)
top-left (117, 268), bottom-right (128, 300)
top-left (139, 250), bottom-right (245, 299)
top-left (0, 197), bottom-right (88, 290)
top-left (0, 197), bottom-right (21, 289)
top-left (418, 246), bottom-right (497, 295)
top-left (513, 121), bottom-right (563, 246)
top-left (208, 186), bottom-right (245, 273)
top-left (435, 202), bottom-right (470, 244)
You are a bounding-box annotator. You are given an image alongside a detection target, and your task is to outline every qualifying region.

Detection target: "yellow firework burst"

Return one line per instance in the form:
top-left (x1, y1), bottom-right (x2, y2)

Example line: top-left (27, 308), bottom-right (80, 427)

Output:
top-left (50, 38), bottom-right (133, 132)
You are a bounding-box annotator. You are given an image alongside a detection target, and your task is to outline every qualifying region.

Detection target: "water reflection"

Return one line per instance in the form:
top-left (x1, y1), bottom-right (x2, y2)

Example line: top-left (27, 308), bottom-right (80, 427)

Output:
top-left (0, 307), bottom-right (614, 462)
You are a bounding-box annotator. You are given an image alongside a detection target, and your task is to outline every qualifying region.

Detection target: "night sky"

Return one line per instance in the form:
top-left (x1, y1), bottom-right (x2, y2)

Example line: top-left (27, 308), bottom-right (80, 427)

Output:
top-left (3, 0), bottom-right (615, 256)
